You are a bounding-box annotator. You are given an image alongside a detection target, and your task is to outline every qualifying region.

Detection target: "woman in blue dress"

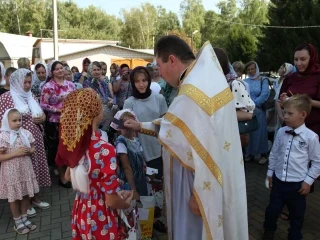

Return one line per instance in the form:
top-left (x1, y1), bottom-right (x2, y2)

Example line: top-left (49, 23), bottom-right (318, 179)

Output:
top-left (244, 61), bottom-right (270, 164)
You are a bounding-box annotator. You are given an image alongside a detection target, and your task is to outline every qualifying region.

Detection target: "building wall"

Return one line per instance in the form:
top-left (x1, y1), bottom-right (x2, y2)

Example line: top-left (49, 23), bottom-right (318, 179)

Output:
top-left (47, 46), bottom-right (154, 73)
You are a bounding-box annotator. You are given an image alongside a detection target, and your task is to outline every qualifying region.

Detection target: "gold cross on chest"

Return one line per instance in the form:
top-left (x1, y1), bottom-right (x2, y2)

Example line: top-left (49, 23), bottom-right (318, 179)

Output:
top-left (223, 141), bottom-right (231, 151)
top-left (203, 181), bottom-right (211, 190)
top-left (166, 130), bottom-right (172, 139)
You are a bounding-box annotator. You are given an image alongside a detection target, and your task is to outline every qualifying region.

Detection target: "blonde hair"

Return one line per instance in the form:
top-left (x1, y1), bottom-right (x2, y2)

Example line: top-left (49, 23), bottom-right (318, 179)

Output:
top-left (120, 111), bottom-right (135, 120)
top-left (17, 58), bottom-right (30, 69)
top-left (283, 94), bottom-right (312, 115)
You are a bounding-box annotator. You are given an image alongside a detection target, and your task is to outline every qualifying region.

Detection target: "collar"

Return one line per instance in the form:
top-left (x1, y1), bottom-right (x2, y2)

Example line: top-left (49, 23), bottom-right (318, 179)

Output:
top-left (284, 124), bottom-right (306, 137)
top-left (290, 123), bottom-right (306, 135)
top-left (178, 68), bottom-right (188, 86)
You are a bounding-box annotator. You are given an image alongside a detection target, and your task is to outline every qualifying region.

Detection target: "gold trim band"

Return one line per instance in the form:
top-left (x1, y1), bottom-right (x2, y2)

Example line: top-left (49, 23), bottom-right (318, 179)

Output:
top-left (178, 85), bottom-right (233, 116)
top-left (193, 190), bottom-right (213, 240)
top-left (159, 137), bottom-right (195, 172)
top-left (164, 112), bottom-right (222, 186)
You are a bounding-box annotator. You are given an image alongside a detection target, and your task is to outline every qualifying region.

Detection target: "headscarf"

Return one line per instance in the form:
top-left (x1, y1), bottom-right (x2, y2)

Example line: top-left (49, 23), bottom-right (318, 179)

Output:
top-left (110, 63), bottom-right (120, 78)
top-left (47, 60), bottom-right (58, 79)
top-left (247, 61), bottom-right (260, 79)
top-left (278, 63), bottom-right (293, 84)
top-left (64, 66), bottom-right (74, 82)
top-left (225, 63), bottom-right (238, 82)
top-left (297, 43), bottom-right (320, 76)
top-left (31, 62), bottom-right (48, 97)
top-left (110, 109), bottom-right (138, 131)
top-left (0, 62), bottom-right (6, 86)
top-left (55, 88), bottom-right (102, 168)
top-left (87, 62), bottom-right (95, 80)
top-left (0, 108), bottom-right (30, 148)
top-left (10, 69), bottom-right (43, 117)
top-left (82, 58), bottom-right (91, 73)
top-left (32, 62), bottom-right (48, 84)
top-left (130, 66), bottom-right (152, 99)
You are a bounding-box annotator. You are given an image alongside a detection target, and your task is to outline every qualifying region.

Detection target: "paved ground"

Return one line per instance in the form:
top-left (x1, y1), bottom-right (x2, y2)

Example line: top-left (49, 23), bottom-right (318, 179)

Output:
top-left (0, 161), bottom-right (319, 240)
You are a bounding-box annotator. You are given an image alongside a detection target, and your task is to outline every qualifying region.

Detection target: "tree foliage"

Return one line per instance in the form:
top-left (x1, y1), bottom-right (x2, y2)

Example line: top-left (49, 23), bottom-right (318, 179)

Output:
top-left (258, 0), bottom-right (320, 71)
top-left (180, 0), bottom-right (205, 48)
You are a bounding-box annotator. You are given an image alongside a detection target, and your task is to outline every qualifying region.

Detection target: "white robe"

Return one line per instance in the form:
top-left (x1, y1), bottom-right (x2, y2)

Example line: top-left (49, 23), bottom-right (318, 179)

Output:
top-left (141, 42), bottom-right (249, 240)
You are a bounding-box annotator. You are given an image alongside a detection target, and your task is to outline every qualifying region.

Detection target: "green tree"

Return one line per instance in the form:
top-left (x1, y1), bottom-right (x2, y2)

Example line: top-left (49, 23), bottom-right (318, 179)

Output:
top-left (180, 0), bottom-right (205, 49)
top-left (258, 0), bottom-right (320, 71)
top-left (201, 0), bottom-right (268, 63)
top-left (155, 7), bottom-right (180, 41)
top-left (120, 3), bottom-right (158, 48)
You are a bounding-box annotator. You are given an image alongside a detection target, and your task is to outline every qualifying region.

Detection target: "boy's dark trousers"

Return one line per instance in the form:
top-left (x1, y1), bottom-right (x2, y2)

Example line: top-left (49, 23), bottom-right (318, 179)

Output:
top-left (264, 176), bottom-right (306, 240)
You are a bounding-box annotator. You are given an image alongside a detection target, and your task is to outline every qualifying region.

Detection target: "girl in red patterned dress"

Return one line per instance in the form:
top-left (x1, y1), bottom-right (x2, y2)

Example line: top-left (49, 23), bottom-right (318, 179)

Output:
top-left (55, 88), bottom-right (133, 240)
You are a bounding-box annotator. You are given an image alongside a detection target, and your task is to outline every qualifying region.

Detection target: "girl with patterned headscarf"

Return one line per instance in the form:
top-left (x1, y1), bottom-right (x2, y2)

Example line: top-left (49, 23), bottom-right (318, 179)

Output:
top-left (55, 88), bottom-right (133, 240)
top-left (0, 69), bottom-right (51, 217)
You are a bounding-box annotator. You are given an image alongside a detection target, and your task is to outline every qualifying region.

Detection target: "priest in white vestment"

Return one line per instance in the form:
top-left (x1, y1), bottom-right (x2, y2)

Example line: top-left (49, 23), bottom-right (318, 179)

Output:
top-left (124, 36), bottom-right (248, 240)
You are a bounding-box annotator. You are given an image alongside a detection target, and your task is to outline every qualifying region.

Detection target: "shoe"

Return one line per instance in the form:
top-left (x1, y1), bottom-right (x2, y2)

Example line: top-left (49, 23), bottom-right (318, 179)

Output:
top-left (32, 201), bottom-right (51, 210)
top-left (27, 207), bottom-right (37, 218)
top-left (259, 157), bottom-right (268, 165)
top-left (153, 220), bottom-right (167, 233)
top-left (262, 230), bottom-right (275, 240)
top-left (244, 155), bottom-right (253, 162)
top-left (59, 180), bottom-right (72, 188)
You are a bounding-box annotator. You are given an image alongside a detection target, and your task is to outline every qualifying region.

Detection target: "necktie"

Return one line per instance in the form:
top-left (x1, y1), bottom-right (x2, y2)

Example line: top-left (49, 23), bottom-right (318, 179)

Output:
top-left (285, 130), bottom-right (298, 137)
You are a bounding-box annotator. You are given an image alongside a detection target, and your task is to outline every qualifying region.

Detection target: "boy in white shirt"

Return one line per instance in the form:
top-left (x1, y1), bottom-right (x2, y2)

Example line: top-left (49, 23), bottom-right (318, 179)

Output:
top-left (263, 94), bottom-right (320, 240)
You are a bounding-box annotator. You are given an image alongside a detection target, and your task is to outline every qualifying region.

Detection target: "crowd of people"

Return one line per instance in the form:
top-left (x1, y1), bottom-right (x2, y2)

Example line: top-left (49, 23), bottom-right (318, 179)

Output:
top-left (0, 35), bottom-right (319, 240)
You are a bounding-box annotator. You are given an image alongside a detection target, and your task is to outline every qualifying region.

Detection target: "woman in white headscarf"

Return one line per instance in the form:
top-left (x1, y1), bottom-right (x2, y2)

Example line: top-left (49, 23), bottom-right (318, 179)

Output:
top-left (0, 61), bottom-right (6, 87)
top-left (0, 69), bottom-right (51, 218)
top-left (31, 62), bottom-right (48, 99)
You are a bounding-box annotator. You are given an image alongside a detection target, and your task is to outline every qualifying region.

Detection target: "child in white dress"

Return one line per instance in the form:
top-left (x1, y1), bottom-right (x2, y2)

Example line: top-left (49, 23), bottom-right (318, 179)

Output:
top-left (0, 108), bottom-right (39, 234)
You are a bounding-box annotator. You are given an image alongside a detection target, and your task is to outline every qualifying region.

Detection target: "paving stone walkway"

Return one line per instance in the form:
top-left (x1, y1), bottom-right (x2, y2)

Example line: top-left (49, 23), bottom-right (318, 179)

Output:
top-left (0, 161), bottom-right (319, 240)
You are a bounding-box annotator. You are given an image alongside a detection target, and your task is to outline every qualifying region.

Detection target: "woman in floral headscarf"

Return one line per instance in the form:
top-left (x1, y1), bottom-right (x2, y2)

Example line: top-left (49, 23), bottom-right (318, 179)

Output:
top-left (31, 62), bottom-right (48, 99)
top-left (0, 69), bottom-right (51, 217)
top-left (56, 88), bottom-right (133, 240)
top-left (83, 61), bottom-right (114, 131)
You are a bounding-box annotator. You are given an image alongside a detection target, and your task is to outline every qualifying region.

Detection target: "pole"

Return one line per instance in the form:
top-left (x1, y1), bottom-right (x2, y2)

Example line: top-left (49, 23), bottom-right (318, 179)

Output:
top-left (53, 0), bottom-right (59, 60)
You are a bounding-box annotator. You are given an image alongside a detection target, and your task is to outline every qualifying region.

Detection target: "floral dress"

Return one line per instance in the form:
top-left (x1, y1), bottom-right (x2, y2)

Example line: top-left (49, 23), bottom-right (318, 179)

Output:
top-left (71, 131), bottom-right (122, 240)
top-left (0, 129), bottom-right (39, 202)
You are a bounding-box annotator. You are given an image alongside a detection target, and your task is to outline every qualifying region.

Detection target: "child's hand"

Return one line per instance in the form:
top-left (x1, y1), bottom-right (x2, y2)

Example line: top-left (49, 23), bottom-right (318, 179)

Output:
top-left (15, 147), bottom-right (29, 157)
top-left (117, 178), bottom-right (125, 185)
top-left (124, 190), bottom-right (134, 205)
top-left (117, 190), bottom-right (132, 201)
top-left (298, 182), bottom-right (311, 195)
top-left (267, 176), bottom-right (273, 190)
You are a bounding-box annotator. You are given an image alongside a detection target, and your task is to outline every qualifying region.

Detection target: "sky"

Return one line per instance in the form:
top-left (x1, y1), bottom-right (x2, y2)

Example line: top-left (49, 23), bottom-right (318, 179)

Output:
top-left (73, 0), bottom-right (220, 18)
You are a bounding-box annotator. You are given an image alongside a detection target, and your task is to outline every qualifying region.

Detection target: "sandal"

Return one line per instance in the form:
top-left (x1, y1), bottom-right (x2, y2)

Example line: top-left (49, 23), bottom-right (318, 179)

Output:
top-left (14, 223), bottom-right (30, 235)
top-left (23, 220), bottom-right (37, 231)
top-left (280, 212), bottom-right (290, 221)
